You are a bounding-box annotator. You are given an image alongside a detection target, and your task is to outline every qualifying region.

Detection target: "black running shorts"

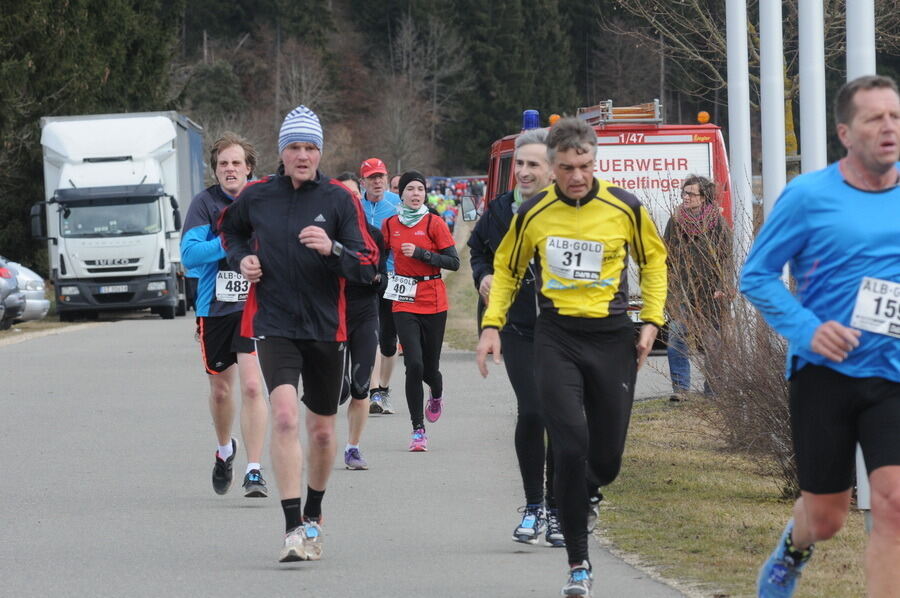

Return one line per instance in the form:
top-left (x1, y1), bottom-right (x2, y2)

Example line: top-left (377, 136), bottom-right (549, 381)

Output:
top-left (196, 312), bottom-right (255, 374)
top-left (256, 336), bottom-right (346, 416)
top-left (791, 364), bottom-right (900, 494)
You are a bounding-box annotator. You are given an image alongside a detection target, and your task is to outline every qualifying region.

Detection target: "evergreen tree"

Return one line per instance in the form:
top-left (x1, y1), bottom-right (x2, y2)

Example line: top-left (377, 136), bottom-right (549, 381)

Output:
top-left (0, 0), bottom-right (182, 268)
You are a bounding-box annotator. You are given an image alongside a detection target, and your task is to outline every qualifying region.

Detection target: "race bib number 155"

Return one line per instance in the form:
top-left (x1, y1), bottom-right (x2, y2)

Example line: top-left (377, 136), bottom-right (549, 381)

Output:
top-left (850, 276), bottom-right (900, 338)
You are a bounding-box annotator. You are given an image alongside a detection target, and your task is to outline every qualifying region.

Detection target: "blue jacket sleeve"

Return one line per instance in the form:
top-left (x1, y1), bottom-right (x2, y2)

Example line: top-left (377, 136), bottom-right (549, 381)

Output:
top-left (181, 226), bottom-right (226, 270)
top-left (739, 186), bottom-right (822, 352)
top-left (180, 192), bottom-right (227, 270)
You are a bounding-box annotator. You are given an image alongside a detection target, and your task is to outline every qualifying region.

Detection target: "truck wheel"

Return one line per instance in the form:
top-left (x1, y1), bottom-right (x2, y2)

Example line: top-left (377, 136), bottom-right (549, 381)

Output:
top-left (159, 306), bottom-right (176, 320)
top-left (176, 299), bottom-right (187, 317)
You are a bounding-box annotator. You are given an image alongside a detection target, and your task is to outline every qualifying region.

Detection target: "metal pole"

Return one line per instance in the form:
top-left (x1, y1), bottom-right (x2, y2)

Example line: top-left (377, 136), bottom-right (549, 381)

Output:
top-left (799, 0), bottom-right (828, 173)
top-left (726, 0), bottom-right (753, 263)
top-left (760, 0), bottom-right (786, 218)
top-left (846, 0), bottom-right (877, 526)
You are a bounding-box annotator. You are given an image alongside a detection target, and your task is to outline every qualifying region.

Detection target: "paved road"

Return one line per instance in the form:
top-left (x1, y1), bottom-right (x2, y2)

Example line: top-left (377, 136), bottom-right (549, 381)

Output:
top-left (1, 315), bottom-right (683, 597)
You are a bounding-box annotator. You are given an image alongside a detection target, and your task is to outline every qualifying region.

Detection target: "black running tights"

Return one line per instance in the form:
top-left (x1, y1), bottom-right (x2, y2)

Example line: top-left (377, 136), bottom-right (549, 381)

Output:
top-left (394, 311), bottom-right (447, 430)
top-left (501, 329), bottom-right (555, 507)
top-left (534, 315), bottom-right (637, 565)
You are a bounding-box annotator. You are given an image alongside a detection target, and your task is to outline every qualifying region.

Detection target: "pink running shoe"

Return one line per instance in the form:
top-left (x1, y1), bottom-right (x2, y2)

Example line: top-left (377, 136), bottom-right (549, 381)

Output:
top-left (425, 395), bottom-right (443, 423)
top-left (409, 428), bottom-right (428, 452)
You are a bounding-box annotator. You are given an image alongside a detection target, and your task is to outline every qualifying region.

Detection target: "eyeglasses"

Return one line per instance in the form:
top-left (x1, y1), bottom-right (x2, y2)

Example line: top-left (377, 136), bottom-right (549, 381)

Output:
top-left (681, 190), bottom-right (703, 198)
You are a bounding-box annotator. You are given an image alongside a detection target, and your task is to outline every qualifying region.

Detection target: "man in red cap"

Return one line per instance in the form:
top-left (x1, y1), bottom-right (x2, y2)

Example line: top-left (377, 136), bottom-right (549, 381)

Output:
top-left (359, 158), bottom-right (402, 415)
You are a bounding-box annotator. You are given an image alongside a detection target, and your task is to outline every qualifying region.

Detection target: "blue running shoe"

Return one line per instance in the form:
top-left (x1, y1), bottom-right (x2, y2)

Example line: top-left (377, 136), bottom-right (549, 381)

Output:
top-left (561, 561), bottom-right (593, 596)
top-left (512, 504), bottom-right (545, 544)
top-left (757, 519), bottom-right (813, 598)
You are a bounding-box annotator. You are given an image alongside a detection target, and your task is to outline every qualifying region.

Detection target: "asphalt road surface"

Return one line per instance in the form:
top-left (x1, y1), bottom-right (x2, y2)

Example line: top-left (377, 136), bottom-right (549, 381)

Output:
top-left (1, 315), bottom-right (684, 597)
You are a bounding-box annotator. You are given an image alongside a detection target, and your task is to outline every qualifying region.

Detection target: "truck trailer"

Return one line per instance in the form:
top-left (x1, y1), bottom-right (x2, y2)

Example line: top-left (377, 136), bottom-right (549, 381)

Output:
top-left (31, 112), bottom-right (204, 320)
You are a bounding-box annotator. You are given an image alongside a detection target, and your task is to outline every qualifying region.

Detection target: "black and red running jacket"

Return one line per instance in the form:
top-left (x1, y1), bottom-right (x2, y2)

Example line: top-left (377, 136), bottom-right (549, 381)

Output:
top-left (220, 172), bottom-right (379, 342)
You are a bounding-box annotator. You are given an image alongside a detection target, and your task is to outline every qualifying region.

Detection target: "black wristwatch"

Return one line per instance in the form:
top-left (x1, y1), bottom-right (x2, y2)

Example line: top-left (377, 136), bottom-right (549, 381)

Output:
top-left (331, 241), bottom-right (344, 257)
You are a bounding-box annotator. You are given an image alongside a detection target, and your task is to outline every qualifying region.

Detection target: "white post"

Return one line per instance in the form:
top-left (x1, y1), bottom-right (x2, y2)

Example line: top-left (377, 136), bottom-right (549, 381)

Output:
top-left (845, 0), bottom-right (877, 524)
top-left (759, 0), bottom-right (786, 218)
top-left (847, 0), bottom-right (876, 80)
top-left (726, 0), bottom-right (753, 262)
top-left (799, 0), bottom-right (828, 173)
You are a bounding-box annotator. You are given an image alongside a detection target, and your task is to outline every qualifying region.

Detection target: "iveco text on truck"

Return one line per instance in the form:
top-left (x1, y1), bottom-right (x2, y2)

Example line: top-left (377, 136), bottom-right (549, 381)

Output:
top-left (31, 112), bottom-right (205, 320)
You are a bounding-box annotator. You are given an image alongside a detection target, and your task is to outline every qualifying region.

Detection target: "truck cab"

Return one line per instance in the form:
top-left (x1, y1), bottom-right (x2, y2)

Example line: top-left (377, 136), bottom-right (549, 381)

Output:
top-left (32, 112), bottom-right (204, 320)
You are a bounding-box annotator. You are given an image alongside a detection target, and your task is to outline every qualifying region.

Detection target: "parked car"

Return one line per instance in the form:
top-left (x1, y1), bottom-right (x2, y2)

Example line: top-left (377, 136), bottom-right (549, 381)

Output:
top-left (0, 257), bottom-right (25, 330)
top-left (5, 258), bottom-right (50, 323)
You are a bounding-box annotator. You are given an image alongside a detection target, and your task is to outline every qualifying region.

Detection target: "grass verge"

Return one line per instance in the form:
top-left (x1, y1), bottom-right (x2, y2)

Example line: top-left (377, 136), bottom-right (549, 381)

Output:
top-left (444, 219), bottom-right (479, 352)
top-left (601, 398), bottom-right (866, 597)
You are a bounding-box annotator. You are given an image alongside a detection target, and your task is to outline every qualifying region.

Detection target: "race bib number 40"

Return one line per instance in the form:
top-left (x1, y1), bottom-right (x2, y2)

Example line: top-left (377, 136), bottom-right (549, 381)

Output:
top-left (850, 276), bottom-right (900, 339)
top-left (383, 274), bottom-right (418, 303)
top-left (545, 236), bottom-right (603, 281)
top-left (215, 271), bottom-right (250, 302)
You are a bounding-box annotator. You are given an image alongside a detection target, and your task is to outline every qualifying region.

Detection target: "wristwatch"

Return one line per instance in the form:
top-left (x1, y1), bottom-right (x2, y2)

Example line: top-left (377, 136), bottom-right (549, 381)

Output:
top-left (331, 241), bottom-right (344, 257)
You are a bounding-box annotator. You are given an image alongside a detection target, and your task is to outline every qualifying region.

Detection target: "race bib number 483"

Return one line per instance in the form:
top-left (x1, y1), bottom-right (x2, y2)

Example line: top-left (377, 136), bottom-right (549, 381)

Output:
top-left (850, 276), bottom-right (900, 339)
top-left (215, 271), bottom-right (250, 302)
top-left (545, 236), bottom-right (603, 281)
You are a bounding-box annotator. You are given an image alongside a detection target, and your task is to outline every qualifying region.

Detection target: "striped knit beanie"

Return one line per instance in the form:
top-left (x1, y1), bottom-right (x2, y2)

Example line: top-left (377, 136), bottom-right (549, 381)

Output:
top-left (278, 105), bottom-right (323, 153)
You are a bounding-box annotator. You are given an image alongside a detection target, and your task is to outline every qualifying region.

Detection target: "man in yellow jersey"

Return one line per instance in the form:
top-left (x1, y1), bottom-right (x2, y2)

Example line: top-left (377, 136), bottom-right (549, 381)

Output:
top-left (476, 117), bottom-right (667, 597)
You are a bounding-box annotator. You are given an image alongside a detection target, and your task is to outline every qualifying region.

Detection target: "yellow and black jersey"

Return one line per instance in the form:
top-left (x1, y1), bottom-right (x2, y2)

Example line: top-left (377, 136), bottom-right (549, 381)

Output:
top-left (482, 178), bottom-right (667, 329)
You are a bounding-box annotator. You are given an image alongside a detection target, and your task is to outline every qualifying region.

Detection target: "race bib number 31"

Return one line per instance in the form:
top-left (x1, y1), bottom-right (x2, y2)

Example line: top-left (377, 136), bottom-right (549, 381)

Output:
top-left (383, 274), bottom-right (418, 303)
top-left (850, 276), bottom-right (900, 338)
top-left (215, 271), bottom-right (250, 302)
top-left (545, 236), bottom-right (603, 281)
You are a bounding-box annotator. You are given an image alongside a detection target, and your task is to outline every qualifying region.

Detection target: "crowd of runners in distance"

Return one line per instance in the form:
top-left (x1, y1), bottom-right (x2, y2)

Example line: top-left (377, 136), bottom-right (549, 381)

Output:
top-left (180, 72), bottom-right (900, 598)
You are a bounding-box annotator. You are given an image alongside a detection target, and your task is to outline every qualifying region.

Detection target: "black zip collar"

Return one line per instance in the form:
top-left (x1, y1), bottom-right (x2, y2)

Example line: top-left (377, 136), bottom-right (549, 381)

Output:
top-left (554, 178), bottom-right (600, 206)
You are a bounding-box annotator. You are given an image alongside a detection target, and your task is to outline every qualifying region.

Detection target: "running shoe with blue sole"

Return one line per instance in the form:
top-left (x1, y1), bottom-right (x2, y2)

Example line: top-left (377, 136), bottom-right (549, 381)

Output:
top-left (561, 561), bottom-right (593, 596)
top-left (757, 519), bottom-right (813, 598)
top-left (512, 504), bottom-right (545, 545)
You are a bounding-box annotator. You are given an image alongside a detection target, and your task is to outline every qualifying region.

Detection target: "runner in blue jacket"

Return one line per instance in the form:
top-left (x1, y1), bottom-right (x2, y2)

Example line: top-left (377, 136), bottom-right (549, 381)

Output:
top-left (741, 75), bottom-right (900, 598)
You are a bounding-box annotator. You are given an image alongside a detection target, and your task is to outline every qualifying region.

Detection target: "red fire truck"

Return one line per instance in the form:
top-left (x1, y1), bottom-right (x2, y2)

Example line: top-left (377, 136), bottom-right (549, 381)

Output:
top-left (483, 99), bottom-right (733, 328)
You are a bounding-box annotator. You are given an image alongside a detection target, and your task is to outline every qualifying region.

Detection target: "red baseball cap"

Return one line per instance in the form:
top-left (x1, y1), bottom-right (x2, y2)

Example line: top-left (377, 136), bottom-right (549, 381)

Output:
top-left (360, 157), bottom-right (388, 178)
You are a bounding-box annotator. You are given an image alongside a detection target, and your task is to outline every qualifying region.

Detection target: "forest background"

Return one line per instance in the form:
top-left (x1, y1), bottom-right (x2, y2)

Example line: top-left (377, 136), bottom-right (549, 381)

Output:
top-left (2, 0), bottom-right (899, 271)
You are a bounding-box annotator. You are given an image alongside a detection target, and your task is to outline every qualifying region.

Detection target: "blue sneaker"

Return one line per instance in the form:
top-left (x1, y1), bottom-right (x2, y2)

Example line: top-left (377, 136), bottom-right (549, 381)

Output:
top-left (757, 519), bottom-right (813, 598)
top-left (512, 504), bottom-right (545, 544)
top-left (561, 561), bottom-right (593, 596)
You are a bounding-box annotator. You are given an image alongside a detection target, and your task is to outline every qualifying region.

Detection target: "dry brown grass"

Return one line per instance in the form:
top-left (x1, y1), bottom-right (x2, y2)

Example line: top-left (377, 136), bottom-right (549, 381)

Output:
top-left (601, 398), bottom-right (867, 598)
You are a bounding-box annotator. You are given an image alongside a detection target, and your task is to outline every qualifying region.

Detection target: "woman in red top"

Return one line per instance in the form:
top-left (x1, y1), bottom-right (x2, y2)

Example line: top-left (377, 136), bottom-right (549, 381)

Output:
top-left (382, 170), bottom-right (460, 451)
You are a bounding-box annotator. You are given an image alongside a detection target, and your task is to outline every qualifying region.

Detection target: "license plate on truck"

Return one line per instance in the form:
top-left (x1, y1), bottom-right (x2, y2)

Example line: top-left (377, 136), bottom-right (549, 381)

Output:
top-left (99, 285), bottom-right (128, 294)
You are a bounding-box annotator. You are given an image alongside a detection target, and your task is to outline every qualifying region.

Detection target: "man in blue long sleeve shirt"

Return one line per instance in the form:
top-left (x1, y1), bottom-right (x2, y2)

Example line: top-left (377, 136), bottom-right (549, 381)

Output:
top-left (181, 132), bottom-right (268, 499)
top-left (358, 157), bottom-right (402, 414)
top-left (741, 75), bottom-right (900, 598)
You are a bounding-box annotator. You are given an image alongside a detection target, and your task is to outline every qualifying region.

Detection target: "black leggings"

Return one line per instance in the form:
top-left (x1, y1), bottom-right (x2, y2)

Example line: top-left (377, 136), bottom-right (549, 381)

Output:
top-left (534, 314), bottom-right (637, 565)
top-left (394, 311), bottom-right (447, 430)
top-left (342, 296), bottom-right (379, 400)
top-left (378, 296), bottom-right (398, 357)
top-left (501, 330), bottom-right (555, 507)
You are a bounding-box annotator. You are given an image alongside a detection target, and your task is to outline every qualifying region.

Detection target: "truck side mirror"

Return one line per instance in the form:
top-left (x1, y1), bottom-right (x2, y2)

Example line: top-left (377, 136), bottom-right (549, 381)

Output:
top-left (30, 203), bottom-right (47, 240)
top-left (169, 196), bottom-right (182, 232)
top-left (460, 195), bottom-right (479, 222)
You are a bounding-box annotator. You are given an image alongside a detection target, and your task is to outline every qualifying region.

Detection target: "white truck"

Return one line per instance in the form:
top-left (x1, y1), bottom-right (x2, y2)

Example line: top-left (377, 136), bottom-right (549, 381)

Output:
top-left (31, 112), bottom-right (205, 320)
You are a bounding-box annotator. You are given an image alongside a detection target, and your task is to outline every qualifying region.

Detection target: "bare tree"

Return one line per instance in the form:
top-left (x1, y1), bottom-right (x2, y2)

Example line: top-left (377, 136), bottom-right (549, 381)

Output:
top-left (278, 38), bottom-right (336, 120)
top-left (389, 14), bottom-right (474, 143)
top-left (371, 76), bottom-right (436, 174)
top-left (608, 0), bottom-right (900, 104)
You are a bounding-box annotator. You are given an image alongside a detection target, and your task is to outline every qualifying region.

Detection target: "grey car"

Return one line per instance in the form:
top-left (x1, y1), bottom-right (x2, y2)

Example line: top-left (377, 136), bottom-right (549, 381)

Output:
top-left (0, 257), bottom-right (25, 330)
top-left (6, 259), bottom-right (50, 323)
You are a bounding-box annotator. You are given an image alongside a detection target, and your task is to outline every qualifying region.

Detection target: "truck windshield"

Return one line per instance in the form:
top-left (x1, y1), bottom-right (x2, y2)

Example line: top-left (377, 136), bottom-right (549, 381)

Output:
top-left (60, 200), bottom-right (161, 238)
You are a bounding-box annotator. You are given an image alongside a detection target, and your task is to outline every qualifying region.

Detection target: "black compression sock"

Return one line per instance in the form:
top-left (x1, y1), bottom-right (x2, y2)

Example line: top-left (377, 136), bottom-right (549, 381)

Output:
top-left (281, 497), bottom-right (302, 533)
top-left (303, 487), bottom-right (325, 520)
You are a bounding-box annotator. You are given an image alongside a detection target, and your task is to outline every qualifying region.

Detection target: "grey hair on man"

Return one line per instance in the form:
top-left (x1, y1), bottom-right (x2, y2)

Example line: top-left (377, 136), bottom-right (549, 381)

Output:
top-left (515, 127), bottom-right (549, 150)
top-left (546, 117), bottom-right (596, 162)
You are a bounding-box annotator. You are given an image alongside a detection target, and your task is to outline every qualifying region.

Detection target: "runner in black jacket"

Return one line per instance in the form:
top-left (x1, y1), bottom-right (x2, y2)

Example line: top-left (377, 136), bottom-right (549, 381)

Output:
top-left (220, 105), bottom-right (378, 563)
top-left (468, 128), bottom-right (559, 547)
